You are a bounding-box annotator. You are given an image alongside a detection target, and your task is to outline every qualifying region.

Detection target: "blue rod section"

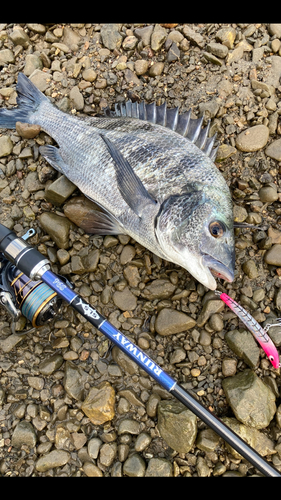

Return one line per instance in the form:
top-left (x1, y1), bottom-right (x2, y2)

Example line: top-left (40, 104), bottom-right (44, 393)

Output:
top-left (42, 270), bottom-right (175, 391)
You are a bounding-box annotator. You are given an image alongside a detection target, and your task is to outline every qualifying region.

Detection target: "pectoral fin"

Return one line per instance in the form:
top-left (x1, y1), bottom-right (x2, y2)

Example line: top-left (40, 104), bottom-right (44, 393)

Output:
top-left (101, 134), bottom-right (157, 218)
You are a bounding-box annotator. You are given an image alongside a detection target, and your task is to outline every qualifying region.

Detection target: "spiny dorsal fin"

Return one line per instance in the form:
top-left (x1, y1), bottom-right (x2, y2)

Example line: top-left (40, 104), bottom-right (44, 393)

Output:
top-left (105, 100), bottom-right (218, 161)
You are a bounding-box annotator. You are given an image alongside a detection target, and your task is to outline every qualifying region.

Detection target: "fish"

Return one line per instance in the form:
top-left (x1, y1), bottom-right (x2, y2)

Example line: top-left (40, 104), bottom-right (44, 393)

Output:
top-left (0, 72), bottom-right (235, 290)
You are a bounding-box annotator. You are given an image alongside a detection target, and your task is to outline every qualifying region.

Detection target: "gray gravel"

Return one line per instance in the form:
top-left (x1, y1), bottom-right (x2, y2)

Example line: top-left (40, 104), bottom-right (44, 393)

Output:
top-left (1, 23), bottom-right (281, 477)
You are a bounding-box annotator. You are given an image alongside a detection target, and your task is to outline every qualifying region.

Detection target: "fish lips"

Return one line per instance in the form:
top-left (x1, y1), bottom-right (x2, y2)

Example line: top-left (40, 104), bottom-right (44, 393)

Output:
top-left (202, 254), bottom-right (235, 283)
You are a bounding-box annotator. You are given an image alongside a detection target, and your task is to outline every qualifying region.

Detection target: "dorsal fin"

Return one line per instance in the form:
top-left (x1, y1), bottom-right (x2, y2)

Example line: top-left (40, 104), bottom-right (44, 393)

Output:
top-left (106, 100), bottom-right (218, 161)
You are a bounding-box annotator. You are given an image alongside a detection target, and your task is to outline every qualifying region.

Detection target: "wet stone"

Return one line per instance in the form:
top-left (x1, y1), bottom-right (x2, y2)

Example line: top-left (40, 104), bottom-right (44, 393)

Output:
top-left (196, 428), bottom-right (220, 452)
top-left (145, 458), bottom-right (173, 477)
top-left (38, 353), bottom-right (64, 375)
top-left (242, 259), bottom-right (259, 279)
top-left (134, 432), bottom-right (151, 452)
top-left (88, 437), bottom-right (102, 459)
top-left (118, 418), bottom-right (141, 435)
top-left (83, 462), bottom-right (103, 477)
top-left (11, 421), bottom-right (37, 449)
top-left (141, 279), bottom-right (176, 300)
top-left (64, 361), bottom-right (87, 401)
top-left (222, 369), bottom-right (276, 429)
top-left (155, 308), bottom-right (196, 336)
top-left (35, 450), bottom-right (70, 472)
top-left (39, 212), bottom-right (72, 249)
top-left (157, 400), bottom-right (197, 453)
top-left (99, 442), bottom-right (117, 467)
top-left (123, 453), bottom-right (146, 477)
top-left (197, 299), bottom-right (225, 327)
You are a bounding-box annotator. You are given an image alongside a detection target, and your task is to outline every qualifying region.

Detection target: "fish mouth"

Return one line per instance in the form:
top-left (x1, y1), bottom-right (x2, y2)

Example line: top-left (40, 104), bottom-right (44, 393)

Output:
top-left (202, 255), bottom-right (234, 283)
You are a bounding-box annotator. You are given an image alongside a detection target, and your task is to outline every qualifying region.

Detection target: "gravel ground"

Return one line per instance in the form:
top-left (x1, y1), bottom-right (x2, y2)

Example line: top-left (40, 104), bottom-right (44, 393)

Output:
top-left (0, 23), bottom-right (281, 477)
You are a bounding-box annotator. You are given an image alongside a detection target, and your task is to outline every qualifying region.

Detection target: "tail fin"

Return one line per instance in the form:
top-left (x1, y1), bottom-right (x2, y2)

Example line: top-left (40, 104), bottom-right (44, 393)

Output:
top-left (0, 72), bottom-right (48, 129)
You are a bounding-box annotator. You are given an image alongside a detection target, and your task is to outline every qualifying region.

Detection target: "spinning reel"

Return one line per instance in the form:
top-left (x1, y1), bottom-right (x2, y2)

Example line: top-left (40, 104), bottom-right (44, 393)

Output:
top-left (0, 228), bottom-right (70, 330)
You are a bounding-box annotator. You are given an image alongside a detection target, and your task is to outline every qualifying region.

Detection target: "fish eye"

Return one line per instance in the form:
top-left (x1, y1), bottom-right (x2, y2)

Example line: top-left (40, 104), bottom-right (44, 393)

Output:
top-left (209, 221), bottom-right (225, 239)
top-left (269, 355), bottom-right (274, 361)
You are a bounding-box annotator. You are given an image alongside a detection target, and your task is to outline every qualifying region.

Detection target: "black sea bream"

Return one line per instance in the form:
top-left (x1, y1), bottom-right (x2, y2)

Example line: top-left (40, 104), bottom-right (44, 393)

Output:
top-left (0, 73), bottom-right (235, 290)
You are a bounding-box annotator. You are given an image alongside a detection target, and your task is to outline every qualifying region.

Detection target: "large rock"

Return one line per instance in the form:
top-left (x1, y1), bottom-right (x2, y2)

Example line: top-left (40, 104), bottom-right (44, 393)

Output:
top-left (222, 417), bottom-right (276, 459)
top-left (222, 369), bottom-right (276, 429)
top-left (157, 399), bottom-right (197, 453)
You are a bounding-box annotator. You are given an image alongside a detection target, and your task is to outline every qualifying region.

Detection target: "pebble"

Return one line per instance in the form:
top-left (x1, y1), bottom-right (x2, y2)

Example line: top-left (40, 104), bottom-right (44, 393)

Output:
top-left (29, 70), bottom-right (50, 92)
top-left (11, 421), bottom-right (37, 448)
top-left (45, 175), bottom-right (77, 206)
top-left (222, 369), bottom-right (276, 429)
top-left (83, 462), bottom-right (103, 477)
top-left (113, 287), bottom-right (137, 311)
top-left (141, 279), bottom-right (176, 300)
top-left (155, 308), bottom-right (196, 336)
top-left (157, 400), bottom-right (197, 453)
top-left (196, 456), bottom-right (211, 477)
top-left (134, 25), bottom-right (153, 46)
top-left (24, 53), bottom-right (42, 76)
top-left (38, 353), bottom-right (64, 375)
top-left (242, 259), bottom-right (259, 279)
top-left (39, 212), bottom-right (72, 249)
top-left (206, 42), bottom-right (228, 59)
top-left (16, 122), bottom-right (41, 139)
top-left (118, 418), bottom-right (141, 435)
top-left (134, 432), bottom-right (151, 452)
top-left (81, 381), bottom-right (115, 424)
top-left (69, 86), bottom-right (84, 111)
top-left (145, 458), bottom-right (173, 477)
top-left (123, 453), bottom-right (146, 477)
top-left (88, 437), bottom-right (102, 459)
top-left (99, 442), bottom-right (117, 467)
top-left (265, 138), bottom-right (281, 161)
top-left (197, 299), bottom-right (224, 327)
top-left (120, 245), bottom-right (136, 265)
top-left (235, 125), bottom-right (269, 152)
top-left (35, 450), bottom-right (70, 472)
top-left (0, 135), bottom-right (13, 157)
top-left (64, 361), bottom-right (87, 401)
top-left (134, 59), bottom-right (150, 76)
top-left (221, 358), bottom-right (237, 377)
top-left (225, 329), bottom-right (260, 369)
top-left (264, 244), bottom-right (281, 266)
top-left (149, 62), bottom-right (164, 77)
top-left (100, 24), bottom-right (122, 51)
top-left (258, 184), bottom-right (278, 203)
top-left (183, 25), bottom-right (204, 48)
top-left (10, 28), bottom-right (30, 48)
top-left (196, 428), bottom-right (220, 452)
top-left (0, 48), bottom-right (15, 65)
top-left (215, 27), bottom-right (236, 49)
top-left (151, 24), bottom-right (167, 51)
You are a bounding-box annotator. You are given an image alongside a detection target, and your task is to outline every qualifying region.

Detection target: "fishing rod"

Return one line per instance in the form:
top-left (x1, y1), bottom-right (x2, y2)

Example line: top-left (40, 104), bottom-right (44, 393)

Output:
top-left (0, 222), bottom-right (280, 477)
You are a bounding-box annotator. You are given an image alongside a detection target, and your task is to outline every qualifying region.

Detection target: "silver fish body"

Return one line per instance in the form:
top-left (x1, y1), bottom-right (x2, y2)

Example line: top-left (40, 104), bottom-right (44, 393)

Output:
top-left (0, 73), bottom-right (235, 290)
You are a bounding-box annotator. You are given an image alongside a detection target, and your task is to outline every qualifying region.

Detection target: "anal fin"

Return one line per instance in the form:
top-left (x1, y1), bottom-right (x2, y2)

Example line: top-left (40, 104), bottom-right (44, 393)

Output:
top-left (80, 207), bottom-right (125, 235)
top-left (39, 145), bottom-right (67, 173)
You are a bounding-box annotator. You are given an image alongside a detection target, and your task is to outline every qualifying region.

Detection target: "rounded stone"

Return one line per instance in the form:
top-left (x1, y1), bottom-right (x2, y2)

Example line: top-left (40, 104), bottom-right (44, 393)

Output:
top-left (258, 185), bottom-right (278, 203)
top-left (123, 453), bottom-right (146, 477)
top-left (235, 125), bottom-right (269, 152)
top-left (149, 62), bottom-right (164, 77)
top-left (112, 287), bottom-right (137, 311)
top-left (264, 244), bottom-right (281, 266)
top-left (35, 450), bottom-right (70, 472)
top-left (145, 458), bottom-right (173, 477)
top-left (155, 308), bottom-right (196, 336)
top-left (0, 135), bottom-right (13, 157)
top-left (83, 462), bottom-right (103, 477)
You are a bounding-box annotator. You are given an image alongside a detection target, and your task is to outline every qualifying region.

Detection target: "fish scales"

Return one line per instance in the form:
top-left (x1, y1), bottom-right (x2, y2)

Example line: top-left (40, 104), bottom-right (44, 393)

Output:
top-left (0, 73), bottom-right (235, 290)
